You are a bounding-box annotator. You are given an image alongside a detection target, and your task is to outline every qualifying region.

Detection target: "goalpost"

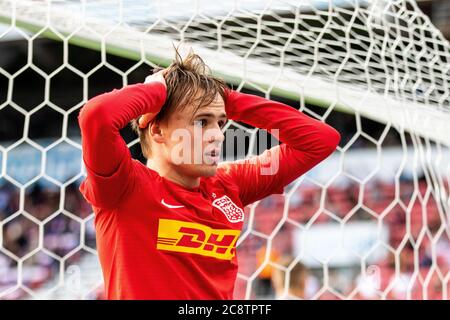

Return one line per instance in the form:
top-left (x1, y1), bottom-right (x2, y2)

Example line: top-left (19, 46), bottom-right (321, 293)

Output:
top-left (0, 0), bottom-right (449, 299)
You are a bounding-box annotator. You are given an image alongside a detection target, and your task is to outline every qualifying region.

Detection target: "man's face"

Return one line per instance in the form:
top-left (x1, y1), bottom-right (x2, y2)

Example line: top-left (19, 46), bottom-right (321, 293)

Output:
top-left (160, 93), bottom-right (227, 177)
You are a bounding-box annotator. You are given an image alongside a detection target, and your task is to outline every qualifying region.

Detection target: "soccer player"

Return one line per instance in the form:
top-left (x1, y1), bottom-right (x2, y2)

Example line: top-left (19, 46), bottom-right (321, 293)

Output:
top-left (78, 49), bottom-right (341, 299)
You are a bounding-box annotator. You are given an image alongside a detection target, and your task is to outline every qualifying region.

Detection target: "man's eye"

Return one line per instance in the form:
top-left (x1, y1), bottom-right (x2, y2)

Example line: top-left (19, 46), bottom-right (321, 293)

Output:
top-left (194, 119), bottom-right (207, 127)
top-left (218, 121), bottom-right (226, 128)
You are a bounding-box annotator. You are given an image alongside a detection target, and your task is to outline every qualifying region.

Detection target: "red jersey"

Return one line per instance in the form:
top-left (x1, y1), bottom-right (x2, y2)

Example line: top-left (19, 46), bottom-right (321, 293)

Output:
top-left (78, 81), bottom-right (340, 299)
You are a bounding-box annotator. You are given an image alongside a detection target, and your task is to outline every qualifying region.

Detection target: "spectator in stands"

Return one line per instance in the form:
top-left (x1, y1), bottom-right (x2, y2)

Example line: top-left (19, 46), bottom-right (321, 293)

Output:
top-left (255, 244), bottom-right (279, 298)
top-left (271, 255), bottom-right (319, 299)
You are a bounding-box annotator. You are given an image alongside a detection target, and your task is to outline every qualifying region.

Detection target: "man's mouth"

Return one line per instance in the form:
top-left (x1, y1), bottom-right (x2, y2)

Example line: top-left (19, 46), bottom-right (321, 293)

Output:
top-left (204, 149), bottom-right (221, 164)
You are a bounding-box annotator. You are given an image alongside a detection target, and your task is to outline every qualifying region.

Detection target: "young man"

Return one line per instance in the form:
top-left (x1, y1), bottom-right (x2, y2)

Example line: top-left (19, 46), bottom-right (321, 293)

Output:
top-left (78, 50), bottom-right (341, 299)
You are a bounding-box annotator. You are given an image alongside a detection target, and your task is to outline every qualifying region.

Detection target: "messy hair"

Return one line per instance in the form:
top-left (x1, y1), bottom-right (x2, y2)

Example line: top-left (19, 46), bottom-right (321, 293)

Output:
top-left (131, 46), bottom-right (228, 158)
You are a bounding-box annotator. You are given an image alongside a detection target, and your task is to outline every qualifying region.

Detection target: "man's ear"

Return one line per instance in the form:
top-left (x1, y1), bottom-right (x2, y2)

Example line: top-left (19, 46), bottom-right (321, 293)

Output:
top-left (149, 121), bottom-right (165, 144)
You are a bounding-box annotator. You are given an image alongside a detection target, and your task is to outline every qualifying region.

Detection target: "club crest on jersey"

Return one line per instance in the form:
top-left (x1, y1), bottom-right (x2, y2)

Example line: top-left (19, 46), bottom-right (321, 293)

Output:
top-left (212, 195), bottom-right (244, 223)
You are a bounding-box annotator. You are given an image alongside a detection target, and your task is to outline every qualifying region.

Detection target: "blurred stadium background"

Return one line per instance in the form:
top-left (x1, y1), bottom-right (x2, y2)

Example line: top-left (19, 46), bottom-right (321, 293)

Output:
top-left (0, 0), bottom-right (449, 299)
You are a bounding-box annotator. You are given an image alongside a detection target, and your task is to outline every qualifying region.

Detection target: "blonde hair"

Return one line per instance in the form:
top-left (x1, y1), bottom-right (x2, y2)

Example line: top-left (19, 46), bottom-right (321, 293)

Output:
top-left (131, 47), bottom-right (228, 158)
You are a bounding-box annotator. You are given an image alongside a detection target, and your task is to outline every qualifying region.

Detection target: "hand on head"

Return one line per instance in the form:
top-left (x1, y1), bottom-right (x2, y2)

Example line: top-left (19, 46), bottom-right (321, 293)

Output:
top-left (139, 69), bottom-right (168, 129)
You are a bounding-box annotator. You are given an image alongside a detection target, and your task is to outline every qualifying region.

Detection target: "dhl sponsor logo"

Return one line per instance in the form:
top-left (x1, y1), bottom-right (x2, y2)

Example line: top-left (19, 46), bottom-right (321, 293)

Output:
top-left (156, 219), bottom-right (240, 260)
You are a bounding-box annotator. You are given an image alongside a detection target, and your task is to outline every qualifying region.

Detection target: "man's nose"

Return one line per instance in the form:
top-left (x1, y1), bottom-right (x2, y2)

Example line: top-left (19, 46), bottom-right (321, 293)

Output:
top-left (207, 127), bottom-right (225, 144)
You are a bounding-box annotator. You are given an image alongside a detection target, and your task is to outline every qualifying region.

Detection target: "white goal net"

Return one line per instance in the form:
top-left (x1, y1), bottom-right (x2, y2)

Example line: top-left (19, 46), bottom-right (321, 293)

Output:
top-left (0, 0), bottom-right (449, 299)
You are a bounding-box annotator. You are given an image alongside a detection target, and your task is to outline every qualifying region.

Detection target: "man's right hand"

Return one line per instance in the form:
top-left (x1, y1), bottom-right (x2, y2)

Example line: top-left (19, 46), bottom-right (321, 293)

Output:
top-left (139, 69), bottom-right (168, 129)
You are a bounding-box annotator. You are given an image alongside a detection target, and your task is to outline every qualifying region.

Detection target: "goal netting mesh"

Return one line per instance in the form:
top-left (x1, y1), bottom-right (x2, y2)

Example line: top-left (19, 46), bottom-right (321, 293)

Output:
top-left (0, 0), bottom-right (449, 299)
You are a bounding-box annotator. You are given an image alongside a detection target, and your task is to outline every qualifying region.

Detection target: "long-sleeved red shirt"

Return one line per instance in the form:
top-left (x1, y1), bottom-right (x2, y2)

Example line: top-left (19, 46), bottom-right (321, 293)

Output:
top-left (78, 81), bottom-right (340, 300)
